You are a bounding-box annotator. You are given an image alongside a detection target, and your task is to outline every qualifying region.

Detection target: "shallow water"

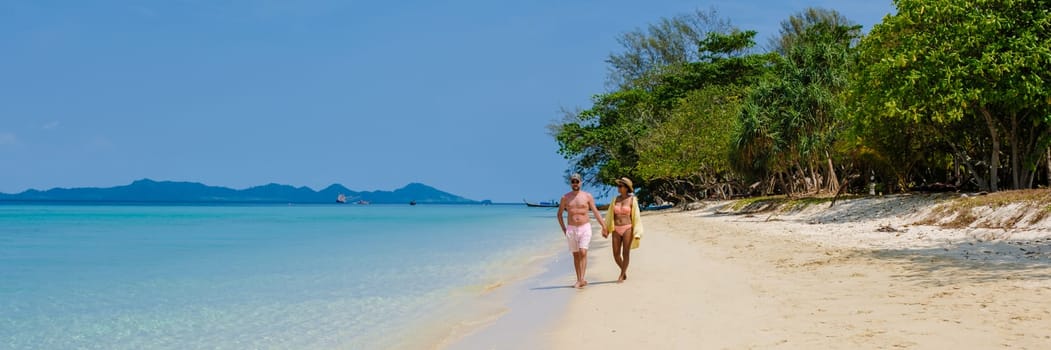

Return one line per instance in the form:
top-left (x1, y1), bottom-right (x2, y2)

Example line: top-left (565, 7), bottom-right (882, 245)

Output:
top-left (0, 203), bottom-right (561, 349)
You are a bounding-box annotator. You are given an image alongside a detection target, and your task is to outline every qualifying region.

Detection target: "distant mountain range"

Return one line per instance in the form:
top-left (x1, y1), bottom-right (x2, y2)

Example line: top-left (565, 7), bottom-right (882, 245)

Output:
top-left (0, 179), bottom-right (477, 204)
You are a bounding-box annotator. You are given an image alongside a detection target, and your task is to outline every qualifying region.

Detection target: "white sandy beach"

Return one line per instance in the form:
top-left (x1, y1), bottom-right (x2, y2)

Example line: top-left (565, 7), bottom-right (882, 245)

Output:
top-left (451, 196), bottom-right (1051, 349)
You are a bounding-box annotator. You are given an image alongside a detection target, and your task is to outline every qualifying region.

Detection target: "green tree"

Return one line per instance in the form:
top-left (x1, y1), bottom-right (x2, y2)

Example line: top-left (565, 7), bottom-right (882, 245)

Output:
top-left (636, 85), bottom-right (745, 201)
top-left (554, 12), bottom-right (746, 189)
top-left (734, 8), bottom-right (861, 195)
top-left (606, 8), bottom-right (732, 89)
top-left (553, 89), bottom-right (655, 187)
top-left (770, 8), bottom-right (857, 53)
top-left (853, 0), bottom-right (1051, 191)
top-left (553, 19), bottom-right (774, 202)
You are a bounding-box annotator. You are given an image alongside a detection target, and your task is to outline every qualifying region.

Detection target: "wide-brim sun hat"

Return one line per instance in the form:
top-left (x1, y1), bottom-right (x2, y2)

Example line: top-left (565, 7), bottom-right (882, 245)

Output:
top-left (615, 177), bottom-right (633, 192)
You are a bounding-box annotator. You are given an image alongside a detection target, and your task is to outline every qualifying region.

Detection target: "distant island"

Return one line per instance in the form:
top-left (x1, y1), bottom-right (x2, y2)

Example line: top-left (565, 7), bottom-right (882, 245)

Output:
top-left (0, 179), bottom-right (478, 204)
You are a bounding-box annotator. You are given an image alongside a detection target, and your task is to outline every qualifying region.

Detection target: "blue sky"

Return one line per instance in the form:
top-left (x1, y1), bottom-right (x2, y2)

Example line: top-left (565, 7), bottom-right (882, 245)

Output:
top-left (0, 0), bottom-right (894, 202)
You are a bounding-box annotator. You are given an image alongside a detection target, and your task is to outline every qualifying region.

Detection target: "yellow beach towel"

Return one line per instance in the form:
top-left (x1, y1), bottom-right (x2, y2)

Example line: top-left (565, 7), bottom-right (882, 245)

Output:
top-left (605, 196), bottom-right (644, 249)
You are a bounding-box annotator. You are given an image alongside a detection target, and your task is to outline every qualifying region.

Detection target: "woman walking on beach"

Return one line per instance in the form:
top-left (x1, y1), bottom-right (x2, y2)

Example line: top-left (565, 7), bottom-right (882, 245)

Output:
top-left (605, 177), bottom-right (643, 283)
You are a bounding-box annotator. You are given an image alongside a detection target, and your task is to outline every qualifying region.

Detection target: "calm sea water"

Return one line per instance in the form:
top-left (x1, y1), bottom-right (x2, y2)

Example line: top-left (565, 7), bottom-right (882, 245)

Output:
top-left (0, 204), bottom-right (561, 349)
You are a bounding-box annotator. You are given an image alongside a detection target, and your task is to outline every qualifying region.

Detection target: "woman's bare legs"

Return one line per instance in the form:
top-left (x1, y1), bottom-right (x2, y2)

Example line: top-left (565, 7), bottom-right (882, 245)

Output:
top-left (618, 232), bottom-right (631, 281)
top-left (611, 229), bottom-right (631, 282)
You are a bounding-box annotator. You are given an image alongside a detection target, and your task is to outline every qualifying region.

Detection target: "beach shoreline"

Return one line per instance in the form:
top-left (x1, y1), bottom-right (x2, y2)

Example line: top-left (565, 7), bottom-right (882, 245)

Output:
top-left (446, 196), bottom-right (1051, 349)
top-left (437, 223), bottom-right (607, 350)
top-left (392, 233), bottom-right (569, 350)
top-left (443, 249), bottom-right (576, 350)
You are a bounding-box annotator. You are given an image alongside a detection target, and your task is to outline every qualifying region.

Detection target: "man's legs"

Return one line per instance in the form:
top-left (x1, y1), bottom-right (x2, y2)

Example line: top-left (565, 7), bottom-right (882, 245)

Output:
top-left (578, 248), bottom-right (588, 288)
top-left (567, 225), bottom-right (591, 288)
top-left (571, 251), bottom-right (582, 288)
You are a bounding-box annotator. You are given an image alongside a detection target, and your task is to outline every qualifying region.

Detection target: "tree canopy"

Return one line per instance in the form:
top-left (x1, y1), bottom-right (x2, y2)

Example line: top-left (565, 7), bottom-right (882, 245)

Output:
top-left (853, 0), bottom-right (1051, 191)
top-left (554, 2), bottom-right (1051, 204)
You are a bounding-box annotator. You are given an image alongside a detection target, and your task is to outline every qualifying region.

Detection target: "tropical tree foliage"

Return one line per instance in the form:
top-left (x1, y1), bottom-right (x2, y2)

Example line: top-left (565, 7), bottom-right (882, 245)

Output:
top-left (636, 85), bottom-right (745, 202)
top-left (553, 21), bottom-right (773, 201)
top-left (733, 8), bottom-right (860, 196)
top-left (606, 8), bottom-right (732, 89)
top-left (853, 0), bottom-right (1051, 191)
top-left (554, 2), bottom-right (1051, 204)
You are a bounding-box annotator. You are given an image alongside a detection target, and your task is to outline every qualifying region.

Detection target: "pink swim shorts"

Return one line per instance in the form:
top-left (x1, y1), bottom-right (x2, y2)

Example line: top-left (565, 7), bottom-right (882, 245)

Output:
top-left (565, 223), bottom-right (592, 252)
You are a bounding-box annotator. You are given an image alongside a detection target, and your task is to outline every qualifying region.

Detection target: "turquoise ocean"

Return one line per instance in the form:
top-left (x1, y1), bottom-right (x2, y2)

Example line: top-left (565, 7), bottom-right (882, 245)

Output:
top-left (0, 203), bottom-right (562, 349)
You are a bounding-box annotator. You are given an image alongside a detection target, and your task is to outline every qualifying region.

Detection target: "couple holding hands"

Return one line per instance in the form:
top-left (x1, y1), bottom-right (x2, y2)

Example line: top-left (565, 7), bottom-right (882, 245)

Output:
top-left (557, 173), bottom-right (644, 289)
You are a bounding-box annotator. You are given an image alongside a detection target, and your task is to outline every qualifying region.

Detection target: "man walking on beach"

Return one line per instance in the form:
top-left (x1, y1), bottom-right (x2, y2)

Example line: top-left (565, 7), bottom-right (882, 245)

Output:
top-left (558, 173), bottom-right (607, 289)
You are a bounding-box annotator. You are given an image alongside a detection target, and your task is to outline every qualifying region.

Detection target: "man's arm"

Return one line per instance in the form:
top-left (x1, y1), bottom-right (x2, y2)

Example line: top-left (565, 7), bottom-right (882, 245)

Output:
top-left (589, 195), bottom-right (606, 233)
top-left (557, 197), bottom-right (567, 234)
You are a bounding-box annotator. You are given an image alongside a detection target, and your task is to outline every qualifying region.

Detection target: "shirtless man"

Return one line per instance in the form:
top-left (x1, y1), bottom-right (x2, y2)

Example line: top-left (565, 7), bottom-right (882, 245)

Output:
top-left (557, 173), bottom-right (607, 289)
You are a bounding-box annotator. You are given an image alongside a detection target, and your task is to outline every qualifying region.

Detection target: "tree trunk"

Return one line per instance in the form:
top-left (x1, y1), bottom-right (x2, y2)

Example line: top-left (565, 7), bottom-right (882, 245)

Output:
top-left (810, 165), bottom-right (821, 195)
top-left (978, 106), bottom-right (1001, 192)
top-left (962, 157), bottom-right (987, 191)
top-left (1022, 166), bottom-right (1034, 190)
top-left (778, 171), bottom-right (790, 196)
top-left (1017, 114), bottom-right (1045, 190)
top-left (830, 173), bottom-right (859, 207)
top-left (949, 143), bottom-right (989, 192)
top-left (1047, 147), bottom-right (1051, 188)
top-left (794, 161), bottom-right (802, 194)
top-left (953, 154), bottom-right (963, 187)
top-left (1010, 111), bottom-right (1020, 189)
top-left (826, 150), bottom-right (839, 194)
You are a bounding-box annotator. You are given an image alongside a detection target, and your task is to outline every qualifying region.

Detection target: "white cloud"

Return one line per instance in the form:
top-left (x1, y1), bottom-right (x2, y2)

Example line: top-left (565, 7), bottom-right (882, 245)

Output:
top-left (0, 132), bottom-right (17, 146)
top-left (42, 121), bottom-right (60, 130)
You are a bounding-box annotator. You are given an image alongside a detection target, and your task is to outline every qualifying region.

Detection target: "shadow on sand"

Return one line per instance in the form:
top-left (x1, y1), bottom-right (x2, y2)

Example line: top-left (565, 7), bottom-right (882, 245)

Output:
top-left (855, 238), bottom-right (1051, 285)
top-left (704, 193), bottom-right (954, 223)
top-left (530, 280), bottom-right (620, 291)
top-left (530, 234), bottom-right (619, 291)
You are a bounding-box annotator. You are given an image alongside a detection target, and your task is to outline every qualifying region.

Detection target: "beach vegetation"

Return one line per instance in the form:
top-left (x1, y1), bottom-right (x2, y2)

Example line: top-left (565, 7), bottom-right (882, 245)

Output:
top-left (552, 9), bottom-right (774, 203)
top-left (785, 196), bottom-right (837, 210)
top-left (853, 0), bottom-right (1051, 193)
top-left (732, 8), bottom-right (860, 196)
top-left (553, 1), bottom-right (1051, 206)
top-left (731, 197), bottom-right (789, 214)
top-left (729, 195), bottom-right (786, 211)
top-left (914, 189), bottom-right (1051, 227)
top-left (727, 195), bottom-right (841, 214)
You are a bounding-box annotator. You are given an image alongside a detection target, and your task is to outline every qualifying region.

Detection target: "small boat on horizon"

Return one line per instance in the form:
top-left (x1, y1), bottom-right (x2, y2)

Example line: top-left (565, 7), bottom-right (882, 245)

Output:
top-left (524, 199), bottom-right (559, 208)
top-left (336, 194), bottom-right (347, 203)
top-left (356, 199), bottom-right (370, 205)
top-left (409, 200), bottom-right (417, 206)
